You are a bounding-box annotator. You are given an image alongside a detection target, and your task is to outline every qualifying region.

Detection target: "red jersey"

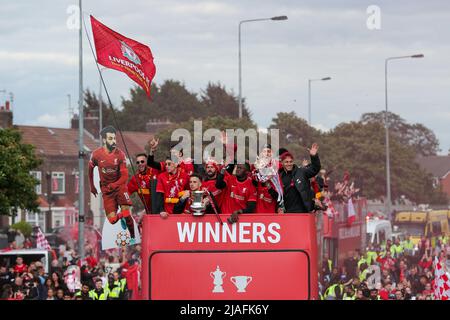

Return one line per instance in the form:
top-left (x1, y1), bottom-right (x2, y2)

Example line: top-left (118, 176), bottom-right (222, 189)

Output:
top-left (255, 183), bottom-right (277, 213)
top-left (14, 263), bottom-right (28, 274)
top-left (156, 168), bottom-right (189, 214)
top-left (220, 174), bottom-right (257, 214)
top-left (89, 147), bottom-right (128, 193)
top-left (202, 178), bottom-right (224, 210)
top-left (128, 167), bottom-right (159, 213)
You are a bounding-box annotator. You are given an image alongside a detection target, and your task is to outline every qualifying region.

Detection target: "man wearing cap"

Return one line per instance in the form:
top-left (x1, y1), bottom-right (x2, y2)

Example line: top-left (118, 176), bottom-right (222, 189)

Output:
top-left (279, 143), bottom-right (321, 213)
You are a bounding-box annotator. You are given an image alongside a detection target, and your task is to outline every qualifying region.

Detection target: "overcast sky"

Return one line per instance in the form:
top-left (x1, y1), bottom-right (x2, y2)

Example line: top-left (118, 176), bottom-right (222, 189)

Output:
top-left (1, 0), bottom-right (449, 154)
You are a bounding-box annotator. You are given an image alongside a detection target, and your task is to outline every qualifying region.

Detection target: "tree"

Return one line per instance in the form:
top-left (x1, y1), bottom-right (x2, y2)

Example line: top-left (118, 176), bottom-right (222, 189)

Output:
top-left (201, 82), bottom-right (252, 119)
top-left (268, 112), bottom-right (322, 159)
top-left (0, 128), bottom-right (42, 216)
top-left (84, 89), bottom-right (115, 128)
top-left (361, 111), bottom-right (440, 156)
top-left (323, 121), bottom-right (445, 203)
top-left (85, 81), bottom-right (256, 133)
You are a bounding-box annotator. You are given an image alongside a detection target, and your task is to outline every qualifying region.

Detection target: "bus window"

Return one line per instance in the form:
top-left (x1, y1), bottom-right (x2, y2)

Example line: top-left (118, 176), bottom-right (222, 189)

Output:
top-left (379, 230), bottom-right (386, 245)
top-left (431, 222), bottom-right (442, 236)
top-left (366, 233), bottom-right (373, 246)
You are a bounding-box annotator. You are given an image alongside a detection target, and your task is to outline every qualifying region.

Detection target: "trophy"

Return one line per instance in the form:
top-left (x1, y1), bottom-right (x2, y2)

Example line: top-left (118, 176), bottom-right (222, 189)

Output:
top-left (210, 266), bottom-right (226, 293)
top-left (230, 275), bottom-right (253, 293)
top-left (190, 190), bottom-right (206, 216)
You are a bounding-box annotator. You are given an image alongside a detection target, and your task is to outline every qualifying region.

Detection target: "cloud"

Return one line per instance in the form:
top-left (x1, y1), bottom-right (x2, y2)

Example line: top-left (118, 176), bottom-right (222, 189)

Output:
top-left (25, 113), bottom-right (71, 128)
top-left (162, 1), bottom-right (238, 15)
top-left (0, 50), bottom-right (77, 66)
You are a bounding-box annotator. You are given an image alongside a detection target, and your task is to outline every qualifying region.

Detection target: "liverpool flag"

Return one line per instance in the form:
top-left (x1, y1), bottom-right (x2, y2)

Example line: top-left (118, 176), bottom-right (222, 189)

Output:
top-left (90, 15), bottom-right (156, 98)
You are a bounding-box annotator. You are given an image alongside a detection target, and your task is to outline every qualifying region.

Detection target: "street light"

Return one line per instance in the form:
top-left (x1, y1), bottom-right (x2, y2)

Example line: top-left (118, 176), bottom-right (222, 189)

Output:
top-left (385, 53), bottom-right (424, 222)
top-left (308, 77), bottom-right (331, 125)
top-left (238, 15), bottom-right (288, 118)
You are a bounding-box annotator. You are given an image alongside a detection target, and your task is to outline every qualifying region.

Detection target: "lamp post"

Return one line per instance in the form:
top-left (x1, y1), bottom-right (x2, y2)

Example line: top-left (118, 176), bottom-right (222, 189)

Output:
top-left (308, 77), bottom-right (331, 125)
top-left (385, 54), bottom-right (424, 222)
top-left (238, 15), bottom-right (288, 118)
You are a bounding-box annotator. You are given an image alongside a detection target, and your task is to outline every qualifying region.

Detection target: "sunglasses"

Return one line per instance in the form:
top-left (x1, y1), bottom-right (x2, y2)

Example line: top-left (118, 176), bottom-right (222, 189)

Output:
top-left (136, 160), bottom-right (146, 164)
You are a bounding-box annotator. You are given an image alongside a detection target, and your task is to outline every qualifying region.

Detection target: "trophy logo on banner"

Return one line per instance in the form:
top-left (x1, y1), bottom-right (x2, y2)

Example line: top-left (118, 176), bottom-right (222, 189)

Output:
top-left (230, 275), bottom-right (253, 293)
top-left (210, 266), bottom-right (226, 293)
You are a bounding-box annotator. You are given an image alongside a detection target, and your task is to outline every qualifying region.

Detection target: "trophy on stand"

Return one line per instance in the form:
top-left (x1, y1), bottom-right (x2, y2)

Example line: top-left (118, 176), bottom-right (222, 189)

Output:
top-left (210, 266), bottom-right (226, 293)
top-left (190, 190), bottom-right (206, 216)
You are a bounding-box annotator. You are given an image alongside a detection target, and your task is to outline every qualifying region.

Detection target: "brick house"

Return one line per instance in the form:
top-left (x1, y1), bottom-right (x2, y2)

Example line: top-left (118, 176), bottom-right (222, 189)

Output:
top-left (416, 155), bottom-right (450, 200)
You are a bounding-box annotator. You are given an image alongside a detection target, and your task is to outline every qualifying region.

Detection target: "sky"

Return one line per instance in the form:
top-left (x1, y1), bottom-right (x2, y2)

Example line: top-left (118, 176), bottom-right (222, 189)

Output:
top-left (1, 0), bottom-right (450, 154)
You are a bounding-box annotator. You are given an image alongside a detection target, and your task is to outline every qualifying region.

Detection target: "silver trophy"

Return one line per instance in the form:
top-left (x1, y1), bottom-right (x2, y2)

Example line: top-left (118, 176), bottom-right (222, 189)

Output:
top-left (190, 190), bottom-right (206, 216)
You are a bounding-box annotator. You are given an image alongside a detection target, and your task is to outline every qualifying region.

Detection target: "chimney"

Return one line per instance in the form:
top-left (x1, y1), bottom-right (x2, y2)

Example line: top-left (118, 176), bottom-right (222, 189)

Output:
top-left (0, 101), bottom-right (13, 128)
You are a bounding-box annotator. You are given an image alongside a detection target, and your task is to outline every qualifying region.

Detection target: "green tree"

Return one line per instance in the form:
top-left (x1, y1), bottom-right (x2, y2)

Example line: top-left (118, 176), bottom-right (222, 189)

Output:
top-left (0, 128), bottom-right (42, 216)
top-left (323, 121), bottom-right (445, 203)
top-left (84, 89), bottom-right (114, 128)
top-left (11, 221), bottom-right (33, 237)
top-left (201, 82), bottom-right (251, 119)
top-left (361, 111), bottom-right (440, 156)
top-left (268, 111), bottom-right (322, 160)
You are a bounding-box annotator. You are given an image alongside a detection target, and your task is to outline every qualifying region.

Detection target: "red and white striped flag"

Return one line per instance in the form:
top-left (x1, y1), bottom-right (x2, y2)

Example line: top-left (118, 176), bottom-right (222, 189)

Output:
top-left (433, 257), bottom-right (450, 300)
top-left (36, 227), bottom-right (51, 250)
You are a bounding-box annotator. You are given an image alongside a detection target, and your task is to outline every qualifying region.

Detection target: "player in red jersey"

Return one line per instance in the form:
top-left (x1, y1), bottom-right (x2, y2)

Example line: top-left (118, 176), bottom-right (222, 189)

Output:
top-left (201, 160), bottom-right (224, 210)
top-left (155, 157), bottom-right (190, 218)
top-left (88, 126), bottom-right (135, 242)
top-left (255, 181), bottom-right (279, 213)
top-left (146, 138), bottom-right (195, 176)
top-left (127, 153), bottom-right (159, 214)
top-left (216, 162), bottom-right (257, 223)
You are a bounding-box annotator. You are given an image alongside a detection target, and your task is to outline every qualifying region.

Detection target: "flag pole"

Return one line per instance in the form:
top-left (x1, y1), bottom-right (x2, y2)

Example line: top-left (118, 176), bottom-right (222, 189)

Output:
top-left (78, 0), bottom-right (85, 260)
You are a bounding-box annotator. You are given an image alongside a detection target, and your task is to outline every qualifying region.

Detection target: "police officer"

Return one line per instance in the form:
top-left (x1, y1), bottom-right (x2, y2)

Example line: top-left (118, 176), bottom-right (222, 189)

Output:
top-left (90, 278), bottom-right (108, 300)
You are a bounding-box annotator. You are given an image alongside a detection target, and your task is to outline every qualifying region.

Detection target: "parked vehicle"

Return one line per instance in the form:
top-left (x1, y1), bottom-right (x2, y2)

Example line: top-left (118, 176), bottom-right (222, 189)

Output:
top-left (0, 249), bottom-right (53, 273)
top-left (366, 218), bottom-right (392, 246)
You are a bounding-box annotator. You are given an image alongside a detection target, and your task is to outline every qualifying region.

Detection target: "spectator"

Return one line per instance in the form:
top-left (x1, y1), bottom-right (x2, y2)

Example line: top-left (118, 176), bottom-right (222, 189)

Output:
top-left (13, 256), bottom-right (28, 275)
top-left (55, 288), bottom-right (65, 300)
top-left (0, 265), bottom-right (13, 288)
top-left (394, 290), bottom-right (404, 300)
top-left (46, 288), bottom-right (56, 300)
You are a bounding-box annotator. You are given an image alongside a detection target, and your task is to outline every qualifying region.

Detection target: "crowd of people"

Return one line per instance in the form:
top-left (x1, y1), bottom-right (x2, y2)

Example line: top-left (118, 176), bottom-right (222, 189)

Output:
top-left (320, 235), bottom-right (450, 300)
top-left (0, 241), bottom-right (140, 300)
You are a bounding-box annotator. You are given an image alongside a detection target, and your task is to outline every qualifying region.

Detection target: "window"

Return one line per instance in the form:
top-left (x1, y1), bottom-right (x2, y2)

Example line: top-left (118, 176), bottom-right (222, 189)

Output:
top-left (379, 230), bottom-right (386, 245)
top-left (51, 172), bottom-right (65, 194)
top-left (30, 171), bottom-right (42, 194)
top-left (25, 211), bottom-right (46, 231)
top-left (52, 210), bottom-right (65, 229)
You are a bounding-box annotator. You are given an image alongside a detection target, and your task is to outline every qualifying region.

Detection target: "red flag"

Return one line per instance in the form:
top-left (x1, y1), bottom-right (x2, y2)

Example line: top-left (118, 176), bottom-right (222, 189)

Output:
top-left (90, 15), bottom-right (156, 98)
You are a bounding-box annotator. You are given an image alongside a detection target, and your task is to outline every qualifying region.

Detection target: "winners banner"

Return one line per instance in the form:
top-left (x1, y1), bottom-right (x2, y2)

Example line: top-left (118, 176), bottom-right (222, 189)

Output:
top-left (141, 214), bottom-right (319, 300)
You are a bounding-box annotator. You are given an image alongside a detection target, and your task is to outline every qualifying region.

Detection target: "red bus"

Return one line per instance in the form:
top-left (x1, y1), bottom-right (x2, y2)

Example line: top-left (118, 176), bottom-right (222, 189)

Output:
top-left (140, 213), bottom-right (319, 300)
top-left (320, 198), bottom-right (368, 268)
